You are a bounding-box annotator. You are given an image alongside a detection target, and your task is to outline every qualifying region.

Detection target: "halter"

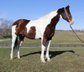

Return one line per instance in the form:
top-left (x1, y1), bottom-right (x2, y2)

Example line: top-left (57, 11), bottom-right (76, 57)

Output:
top-left (64, 8), bottom-right (70, 22)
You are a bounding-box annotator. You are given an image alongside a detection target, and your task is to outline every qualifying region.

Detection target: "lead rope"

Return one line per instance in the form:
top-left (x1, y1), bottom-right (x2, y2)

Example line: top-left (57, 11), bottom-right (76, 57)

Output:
top-left (70, 25), bottom-right (84, 43)
top-left (70, 25), bottom-right (84, 59)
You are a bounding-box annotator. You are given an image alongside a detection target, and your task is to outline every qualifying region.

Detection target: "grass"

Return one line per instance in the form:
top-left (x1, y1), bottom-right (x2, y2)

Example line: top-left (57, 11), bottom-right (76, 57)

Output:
top-left (0, 47), bottom-right (84, 72)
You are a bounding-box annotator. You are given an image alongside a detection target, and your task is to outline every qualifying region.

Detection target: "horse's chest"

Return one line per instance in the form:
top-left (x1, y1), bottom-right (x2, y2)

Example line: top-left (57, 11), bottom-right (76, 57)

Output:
top-left (44, 27), bottom-right (55, 40)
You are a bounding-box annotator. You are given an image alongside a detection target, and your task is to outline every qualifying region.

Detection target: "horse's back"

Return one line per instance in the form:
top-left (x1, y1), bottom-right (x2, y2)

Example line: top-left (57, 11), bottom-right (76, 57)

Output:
top-left (12, 19), bottom-right (30, 26)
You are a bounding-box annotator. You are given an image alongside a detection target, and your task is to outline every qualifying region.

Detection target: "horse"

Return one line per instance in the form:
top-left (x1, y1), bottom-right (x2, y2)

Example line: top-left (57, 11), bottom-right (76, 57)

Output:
top-left (10, 5), bottom-right (74, 63)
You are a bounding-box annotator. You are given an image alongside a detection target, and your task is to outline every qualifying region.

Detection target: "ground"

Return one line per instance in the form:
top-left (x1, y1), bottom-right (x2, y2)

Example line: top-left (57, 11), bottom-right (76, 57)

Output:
top-left (0, 47), bottom-right (84, 72)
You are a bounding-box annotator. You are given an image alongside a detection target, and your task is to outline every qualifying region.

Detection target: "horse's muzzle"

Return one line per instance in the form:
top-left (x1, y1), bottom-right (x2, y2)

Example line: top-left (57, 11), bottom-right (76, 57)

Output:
top-left (69, 19), bottom-right (74, 25)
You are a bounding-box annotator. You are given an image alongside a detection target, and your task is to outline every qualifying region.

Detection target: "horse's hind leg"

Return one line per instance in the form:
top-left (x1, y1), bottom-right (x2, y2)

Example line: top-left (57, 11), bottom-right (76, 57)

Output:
top-left (17, 35), bottom-right (24, 59)
top-left (17, 41), bottom-right (23, 59)
top-left (10, 33), bottom-right (17, 60)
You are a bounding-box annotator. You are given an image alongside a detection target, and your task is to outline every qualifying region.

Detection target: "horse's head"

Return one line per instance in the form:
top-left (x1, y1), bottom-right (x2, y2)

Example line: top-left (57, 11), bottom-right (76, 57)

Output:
top-left (58, 5), bottom-right (74, 25)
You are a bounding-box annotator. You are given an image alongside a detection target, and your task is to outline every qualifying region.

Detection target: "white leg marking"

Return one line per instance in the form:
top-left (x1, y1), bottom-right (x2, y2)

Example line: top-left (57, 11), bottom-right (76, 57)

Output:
top-left (10, 47), bottom-right (13, 60)
top-left (10, 34), bottom-right (17, 60)
top-left (41, 44), bottom-right (46, 63)
top-left (20, 41), bottom-right (23, 47)
top-left (41, 40), bottom-right (46, 63)
top-left (17, 41), bottom-right (23, 59)
top-left (17, 50), bottom-right (20, 59)
top-left (16, 36), bottom-right (21, 59)
top-left (46, 40), bottom-right (51, 61)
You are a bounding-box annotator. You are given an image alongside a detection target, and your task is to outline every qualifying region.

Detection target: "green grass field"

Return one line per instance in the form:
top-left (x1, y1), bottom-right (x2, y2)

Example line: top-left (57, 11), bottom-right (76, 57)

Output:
top-left (0, 31), bottom-right (84, 72)
top-left (0, 47), bottom-right (84, 72)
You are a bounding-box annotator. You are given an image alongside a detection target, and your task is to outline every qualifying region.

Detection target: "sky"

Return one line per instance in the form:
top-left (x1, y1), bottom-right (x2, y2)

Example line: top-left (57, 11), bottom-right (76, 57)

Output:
top-left (0, 0), bottom-right (84, 30)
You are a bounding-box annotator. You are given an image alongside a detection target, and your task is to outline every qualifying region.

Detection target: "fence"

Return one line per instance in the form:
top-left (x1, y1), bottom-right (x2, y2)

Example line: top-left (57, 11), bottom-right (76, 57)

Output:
top-left (0, 38), bottom-right (84, 48)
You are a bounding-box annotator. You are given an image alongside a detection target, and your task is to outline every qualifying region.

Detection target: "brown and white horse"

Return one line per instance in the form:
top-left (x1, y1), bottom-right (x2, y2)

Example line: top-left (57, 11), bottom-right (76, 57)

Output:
top-left (10, 5), bottom-right (74, 62)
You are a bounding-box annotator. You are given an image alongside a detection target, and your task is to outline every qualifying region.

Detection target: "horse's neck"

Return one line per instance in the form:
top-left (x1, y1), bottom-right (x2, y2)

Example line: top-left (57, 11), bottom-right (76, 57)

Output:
top-left (31, 10), bottom-right (60, 29)
top-left (50, 14), bottom-right (60, 28)
top-left (37, 10), bottom-right (60, 29)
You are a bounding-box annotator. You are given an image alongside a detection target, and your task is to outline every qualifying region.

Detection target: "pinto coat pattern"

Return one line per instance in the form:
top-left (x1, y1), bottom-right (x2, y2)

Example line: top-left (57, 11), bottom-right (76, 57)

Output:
top-left (10, 5), bottom-right (74, 63)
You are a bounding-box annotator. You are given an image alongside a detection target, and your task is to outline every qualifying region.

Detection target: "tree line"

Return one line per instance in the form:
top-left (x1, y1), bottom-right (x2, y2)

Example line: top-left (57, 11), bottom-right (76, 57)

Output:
top-left (0, 18), bottom-right (13, 38)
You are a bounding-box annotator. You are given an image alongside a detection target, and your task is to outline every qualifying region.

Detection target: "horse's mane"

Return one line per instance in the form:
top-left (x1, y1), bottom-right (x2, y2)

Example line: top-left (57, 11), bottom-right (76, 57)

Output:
top-left (39, 10), bottom-right (58, 20)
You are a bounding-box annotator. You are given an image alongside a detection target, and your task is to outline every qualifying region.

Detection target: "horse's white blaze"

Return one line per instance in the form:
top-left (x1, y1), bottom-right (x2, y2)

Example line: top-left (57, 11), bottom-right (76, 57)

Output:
top-left (26, 10), bottom-right (58, 39)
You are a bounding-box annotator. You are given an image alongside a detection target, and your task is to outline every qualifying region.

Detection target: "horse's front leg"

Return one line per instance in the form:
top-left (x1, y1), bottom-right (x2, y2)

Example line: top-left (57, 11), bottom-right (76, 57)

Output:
top-left (41, 39), bottom-right (51, 63)
top-left (41, 39), bottom-right (47, 63)
top-left (41, 44), bottom-right (46, 63)
top-left (45, 40), bottom-right (51, 62)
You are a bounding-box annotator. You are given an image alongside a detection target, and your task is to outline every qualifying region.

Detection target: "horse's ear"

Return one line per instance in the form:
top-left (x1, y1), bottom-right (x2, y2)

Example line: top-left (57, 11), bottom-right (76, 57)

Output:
top-left (66, 5), bottom-right (70, 9)
top-left (57, 8), bottom-right (64, 14)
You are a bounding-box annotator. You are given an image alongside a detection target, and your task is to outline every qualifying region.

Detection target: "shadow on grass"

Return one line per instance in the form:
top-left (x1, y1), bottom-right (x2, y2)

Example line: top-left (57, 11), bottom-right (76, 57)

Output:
top-left (50, 50), bottom-right (75, 59)
top-left (21, 51), bottom-right (41, 58)
top-left (21, 50), bottom-right (75, 59)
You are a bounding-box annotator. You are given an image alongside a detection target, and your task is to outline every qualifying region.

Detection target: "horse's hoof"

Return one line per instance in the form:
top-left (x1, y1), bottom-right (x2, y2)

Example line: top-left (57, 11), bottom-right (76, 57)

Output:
top-left (41, 60), bottom-right (46, 63)
top-left (47, 59), bottom-right (51, 62)
top-left (10, 58), bottom-right (13, 60)
top-left (17, 56), bottom-right (20, 59)
top-left (41, 59), bottom-right (46, 63)
top-left (46, 57), bottom-right (51, 62)
top-left (10, 56), bottom-right (13, 60)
